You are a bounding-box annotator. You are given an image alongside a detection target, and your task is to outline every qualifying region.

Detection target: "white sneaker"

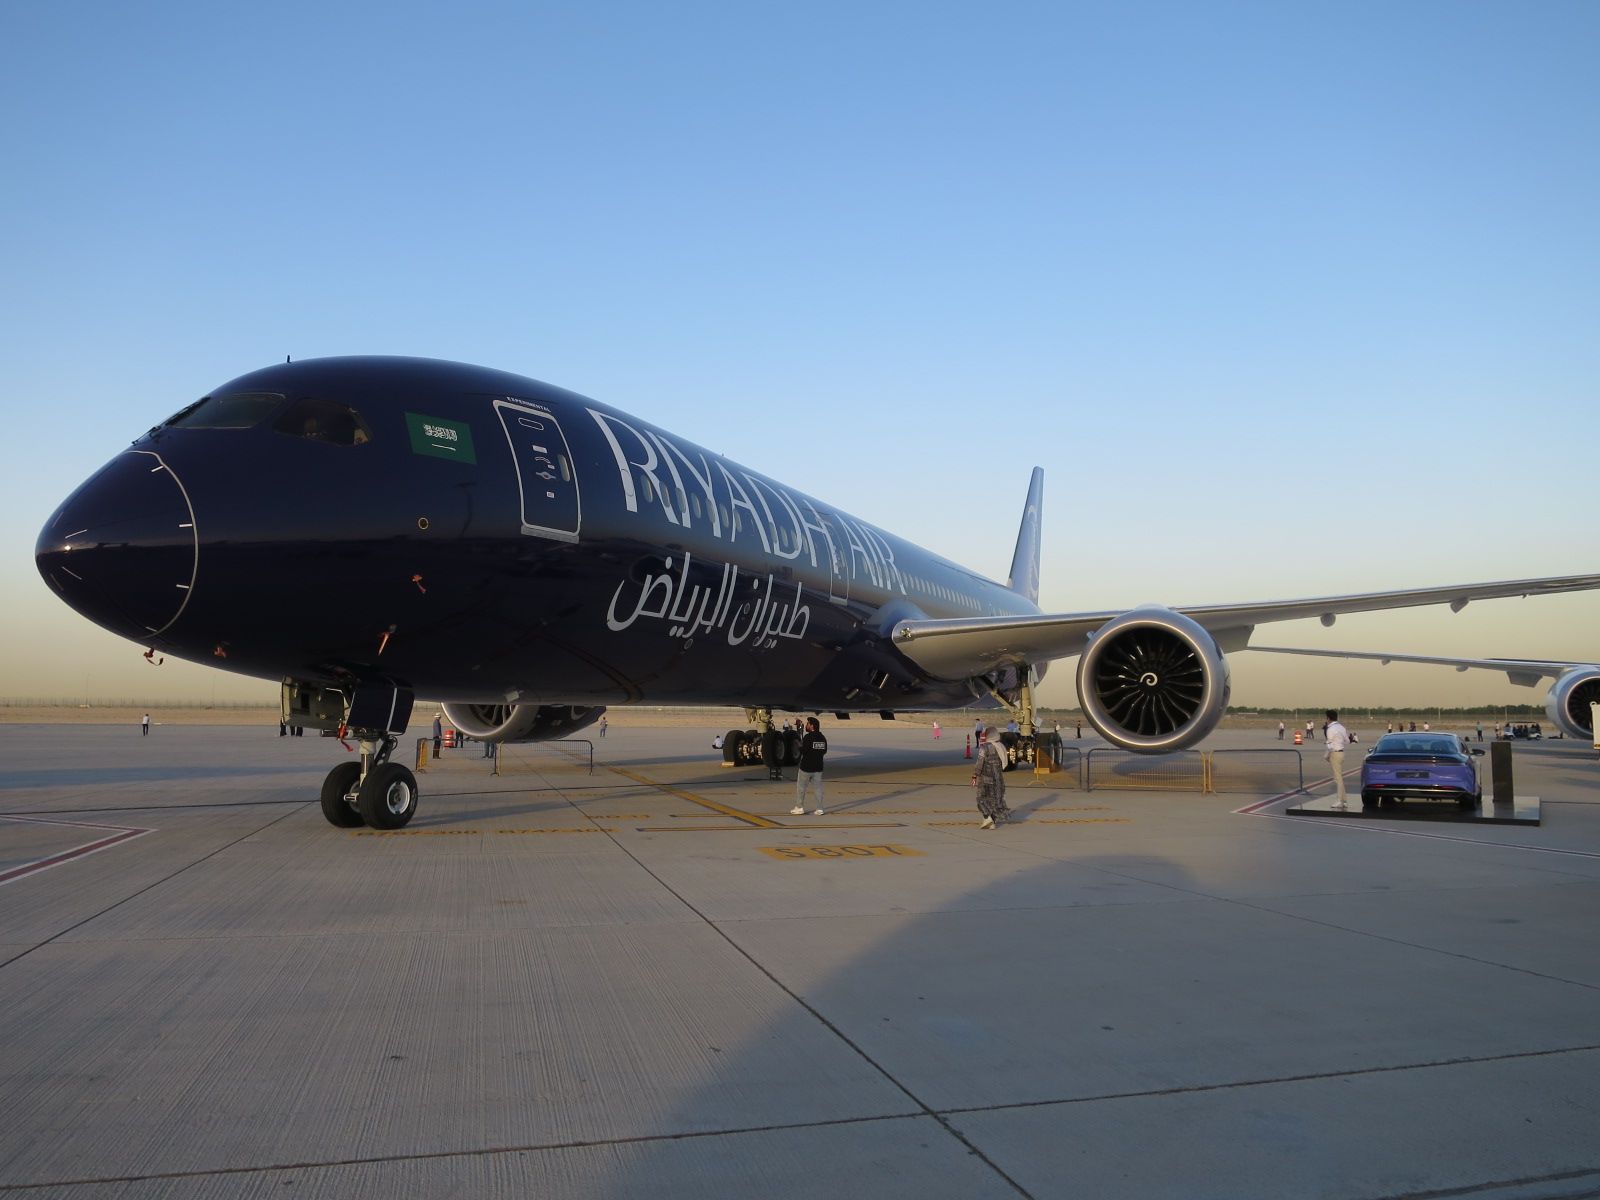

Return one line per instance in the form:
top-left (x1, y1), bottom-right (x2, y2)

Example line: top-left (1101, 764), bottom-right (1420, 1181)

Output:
top-left (790, 806), bottom-right (805, 815)
top-left (812, 809), bottom-right (824, 816)
top-left (980, 815), bottom-right (994, 829)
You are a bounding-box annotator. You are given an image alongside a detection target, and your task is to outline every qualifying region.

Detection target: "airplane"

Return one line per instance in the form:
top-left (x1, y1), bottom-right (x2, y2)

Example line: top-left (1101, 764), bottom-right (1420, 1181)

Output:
top-left (33, 356), bottom-right (1600, 830)
top-left (1251, 645), bottom-right (1600, 739)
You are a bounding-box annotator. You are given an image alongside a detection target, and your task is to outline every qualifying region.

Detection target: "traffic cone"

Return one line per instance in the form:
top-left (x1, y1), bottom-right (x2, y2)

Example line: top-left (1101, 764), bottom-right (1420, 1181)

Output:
top-left (964, 735), bottom-right (972, 759)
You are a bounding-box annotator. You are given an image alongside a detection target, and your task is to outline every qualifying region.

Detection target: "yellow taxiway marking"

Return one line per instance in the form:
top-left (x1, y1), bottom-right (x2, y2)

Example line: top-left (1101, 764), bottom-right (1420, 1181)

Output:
top-left (759, 843), bottom-right (925, 860)
top-left (496, 827), bottom-right (617, 835)
top-left (928, 806), bottom-right (1113, 814)
top-left (605, 766), bottom-right (906, 832)
top-left (606, 766), bottom-right (782, 829)
top-left (925, 817), bottom-right (1134, 828)
top-left (354, 828), bottom-right (620, 836)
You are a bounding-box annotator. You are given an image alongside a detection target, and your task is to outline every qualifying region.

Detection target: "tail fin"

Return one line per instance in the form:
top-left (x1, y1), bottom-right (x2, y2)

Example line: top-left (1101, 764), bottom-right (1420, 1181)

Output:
top-left (1005, 467), bottom-right (1044, 605)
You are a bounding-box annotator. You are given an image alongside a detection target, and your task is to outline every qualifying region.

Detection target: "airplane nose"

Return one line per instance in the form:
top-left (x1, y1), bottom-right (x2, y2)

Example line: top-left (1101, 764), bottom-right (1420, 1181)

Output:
top-left (35, 450), bottom-right (200, 644)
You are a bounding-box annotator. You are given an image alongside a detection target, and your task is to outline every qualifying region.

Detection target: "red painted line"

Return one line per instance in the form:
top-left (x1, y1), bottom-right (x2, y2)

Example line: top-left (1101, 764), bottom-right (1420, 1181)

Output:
top-left (0, 816), bottom-right (154, 886)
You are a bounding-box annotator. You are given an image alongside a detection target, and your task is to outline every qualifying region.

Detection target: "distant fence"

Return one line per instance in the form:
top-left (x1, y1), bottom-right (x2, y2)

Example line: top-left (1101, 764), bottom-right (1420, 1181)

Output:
top-left (1081, 748), bottom-right (1304, 795)
top-left (492, 739), bottom-right (594, 775)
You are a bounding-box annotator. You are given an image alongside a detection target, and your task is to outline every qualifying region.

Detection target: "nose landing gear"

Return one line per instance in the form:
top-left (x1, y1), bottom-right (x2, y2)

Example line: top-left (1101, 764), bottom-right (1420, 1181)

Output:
top-left (318, 735), bottom-right (418, 830)
top-left (286, 679), bottom-right (419, 830)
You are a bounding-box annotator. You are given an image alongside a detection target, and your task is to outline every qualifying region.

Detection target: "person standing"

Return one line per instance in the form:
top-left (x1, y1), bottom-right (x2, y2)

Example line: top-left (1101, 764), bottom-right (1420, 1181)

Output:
top-left (973, 717), bottom-right (984, 747)
top-left (931, 720), bottom-right (941, 739)
top-left (1476, 721), bottom-right (1484, 742)
top-left (432, 713), bottom-right (443, 759)
top-left (599, 715), bottom-right (608, 738)
top-left (1277, 720), bottom-right (1285, 740)
top-left (790, 717), bottom-right (827, 815)
top-left (1324, 709), bottom-right (1353, 809)
top-left (141, 713), bottom-right (150, 737)
top-left (972, 724), bottom-right (1009, 829)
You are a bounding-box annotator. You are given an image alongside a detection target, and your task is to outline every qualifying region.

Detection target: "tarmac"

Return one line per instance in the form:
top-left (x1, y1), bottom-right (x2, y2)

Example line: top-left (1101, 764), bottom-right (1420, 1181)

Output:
top-left (3, 721), bottom-right (1599, 1199)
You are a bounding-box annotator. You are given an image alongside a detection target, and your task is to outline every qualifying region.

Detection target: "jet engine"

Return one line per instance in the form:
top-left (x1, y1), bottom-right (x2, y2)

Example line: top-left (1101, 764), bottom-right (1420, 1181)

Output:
top-left (1545, 668), bottom-right (1600, 739)
top-left (1076, 608), bottom-right (1230, 752)
top-left (440, 702), bottom-right (605, 742)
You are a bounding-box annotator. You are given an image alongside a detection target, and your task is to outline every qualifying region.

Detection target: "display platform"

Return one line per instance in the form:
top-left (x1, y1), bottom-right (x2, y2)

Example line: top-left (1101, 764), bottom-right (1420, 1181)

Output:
top-left (1287, 793), bottom-right (1540, 826)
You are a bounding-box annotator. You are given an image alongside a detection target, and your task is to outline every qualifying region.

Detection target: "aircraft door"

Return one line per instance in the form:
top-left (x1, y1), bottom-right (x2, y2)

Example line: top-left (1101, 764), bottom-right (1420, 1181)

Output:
top-left (494, 399), bottom-right (581, 543)
top-left (820, 511), bottom-right (849, 604)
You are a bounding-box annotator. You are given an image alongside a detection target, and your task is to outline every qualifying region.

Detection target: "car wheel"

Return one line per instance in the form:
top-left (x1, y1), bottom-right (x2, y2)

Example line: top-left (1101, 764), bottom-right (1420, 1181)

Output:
top-left (1361, 790), bottom-right (1378, 810)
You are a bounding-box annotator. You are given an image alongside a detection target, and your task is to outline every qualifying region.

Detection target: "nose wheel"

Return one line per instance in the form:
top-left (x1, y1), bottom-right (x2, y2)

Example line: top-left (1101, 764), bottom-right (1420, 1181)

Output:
top-left (318, 735), bottom-right (418, 830)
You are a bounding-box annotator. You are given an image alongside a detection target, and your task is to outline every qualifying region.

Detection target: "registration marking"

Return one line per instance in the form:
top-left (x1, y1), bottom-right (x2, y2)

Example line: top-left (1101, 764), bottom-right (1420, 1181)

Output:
top-left (759, 844), bottom-right (924, 860)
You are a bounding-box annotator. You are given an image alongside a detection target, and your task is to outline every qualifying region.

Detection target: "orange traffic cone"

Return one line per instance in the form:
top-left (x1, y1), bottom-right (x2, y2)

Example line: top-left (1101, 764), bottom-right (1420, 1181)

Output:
top-left (964, 735), bottom-right (972, 759)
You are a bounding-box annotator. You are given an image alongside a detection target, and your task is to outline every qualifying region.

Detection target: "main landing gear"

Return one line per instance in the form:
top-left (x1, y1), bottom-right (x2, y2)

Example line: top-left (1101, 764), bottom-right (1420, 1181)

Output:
top-left (983, 663), bottom-right (1064, 771)
top-left (721, 707), bottom-right (801, 769)
top-left (319, 735), bottom-right (418, 830)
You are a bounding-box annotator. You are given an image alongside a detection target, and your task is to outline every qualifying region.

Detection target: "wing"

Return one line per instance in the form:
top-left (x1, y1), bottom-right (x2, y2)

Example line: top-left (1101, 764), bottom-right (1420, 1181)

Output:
top-left (890, 572), bottom-right (1600, 680)
top-left (1250, 645), bottom-right (1586, 689)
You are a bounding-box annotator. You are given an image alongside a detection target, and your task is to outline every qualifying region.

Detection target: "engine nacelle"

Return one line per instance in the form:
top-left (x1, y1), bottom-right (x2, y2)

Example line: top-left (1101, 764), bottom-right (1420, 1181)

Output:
top-left (1076, 608), bottom-right (1230, 752)
top-left (440, 702), bottom-right (605, 743)
top-left (1545, 668), bottom-right (1600, 739)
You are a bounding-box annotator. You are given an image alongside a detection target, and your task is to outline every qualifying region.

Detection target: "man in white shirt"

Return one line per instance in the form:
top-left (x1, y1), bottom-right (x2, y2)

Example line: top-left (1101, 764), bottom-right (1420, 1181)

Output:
top-left (1324, 709), bottom-right (1353, 808)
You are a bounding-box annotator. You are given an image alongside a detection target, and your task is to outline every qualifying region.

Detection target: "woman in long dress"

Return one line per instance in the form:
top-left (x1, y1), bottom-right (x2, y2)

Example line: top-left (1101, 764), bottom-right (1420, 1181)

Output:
top-left (973, 724), bottom-right (1010, 829)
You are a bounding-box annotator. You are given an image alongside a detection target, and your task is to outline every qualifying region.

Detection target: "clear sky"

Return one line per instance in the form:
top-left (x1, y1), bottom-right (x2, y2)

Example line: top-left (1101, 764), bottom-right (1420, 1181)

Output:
top-left (2, 1), bottom-right (1596, 711)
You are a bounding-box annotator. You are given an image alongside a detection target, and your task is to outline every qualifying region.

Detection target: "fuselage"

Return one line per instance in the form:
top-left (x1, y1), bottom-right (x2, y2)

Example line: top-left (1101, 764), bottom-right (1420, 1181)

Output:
top-left (36, 357), bottom-right (1039, 712)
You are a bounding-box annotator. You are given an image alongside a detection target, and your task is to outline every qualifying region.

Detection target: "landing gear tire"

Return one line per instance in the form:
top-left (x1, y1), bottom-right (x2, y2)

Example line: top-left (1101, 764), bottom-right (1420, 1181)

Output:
top-left (723, 730), bottom-right (745, 765)
top-left (320, 762), bottom-right (364, 828)
top-left (358, 762), bottom-right (418, 829)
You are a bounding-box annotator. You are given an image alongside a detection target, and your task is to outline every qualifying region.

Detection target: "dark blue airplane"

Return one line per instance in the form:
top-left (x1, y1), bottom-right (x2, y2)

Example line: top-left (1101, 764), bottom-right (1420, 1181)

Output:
top-left (35, 357), bottom-right (1600, 829)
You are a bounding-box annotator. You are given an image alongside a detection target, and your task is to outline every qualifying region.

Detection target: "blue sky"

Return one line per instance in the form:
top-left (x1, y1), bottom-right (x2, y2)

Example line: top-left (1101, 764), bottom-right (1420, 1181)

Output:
top-left (3, 1), bottom-right (1597, 708)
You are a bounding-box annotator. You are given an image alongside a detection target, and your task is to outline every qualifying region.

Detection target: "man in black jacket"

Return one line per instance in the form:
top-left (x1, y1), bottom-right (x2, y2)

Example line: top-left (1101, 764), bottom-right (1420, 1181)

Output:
top-left (789, 717), bottom-right (827, 816)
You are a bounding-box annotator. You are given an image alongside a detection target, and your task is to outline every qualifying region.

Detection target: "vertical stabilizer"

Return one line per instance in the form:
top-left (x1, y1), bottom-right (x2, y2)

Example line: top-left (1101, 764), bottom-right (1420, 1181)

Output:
top-left (1006, 467), bottom-right (1044, 605)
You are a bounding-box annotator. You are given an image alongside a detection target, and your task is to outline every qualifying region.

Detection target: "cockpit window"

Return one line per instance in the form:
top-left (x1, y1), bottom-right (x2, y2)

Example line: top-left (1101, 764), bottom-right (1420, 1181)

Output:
top-left (167, 392), bottom-right (285, 429)
top-left (273, 397), bottom-right (372, 446)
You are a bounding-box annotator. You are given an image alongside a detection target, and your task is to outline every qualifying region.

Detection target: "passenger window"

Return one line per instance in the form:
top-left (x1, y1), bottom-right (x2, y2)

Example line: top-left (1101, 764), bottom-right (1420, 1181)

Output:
top-left (691, 494), bottom-right (703, 520)
top-left (274, 397), bottom-right (372, 446)
top-left (641, 475), bottom-right (655, 504)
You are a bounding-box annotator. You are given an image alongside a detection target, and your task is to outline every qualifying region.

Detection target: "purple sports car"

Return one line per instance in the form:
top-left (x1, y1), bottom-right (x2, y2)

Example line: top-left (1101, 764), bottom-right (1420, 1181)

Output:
top-left (1360, 732), bottom-right (1483, 810)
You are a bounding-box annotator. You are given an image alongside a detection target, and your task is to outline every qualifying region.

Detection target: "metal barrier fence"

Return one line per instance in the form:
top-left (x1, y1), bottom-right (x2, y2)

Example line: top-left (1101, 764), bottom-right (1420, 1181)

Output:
top-left (1082, 748), bottom-right (1304, 795)
top-left (1085, 748), bottom-right (1206, 793)
top-left (1207, 748), bottom-right (1303, 795)
top-left (491, 738), bottom-right (594, 775)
